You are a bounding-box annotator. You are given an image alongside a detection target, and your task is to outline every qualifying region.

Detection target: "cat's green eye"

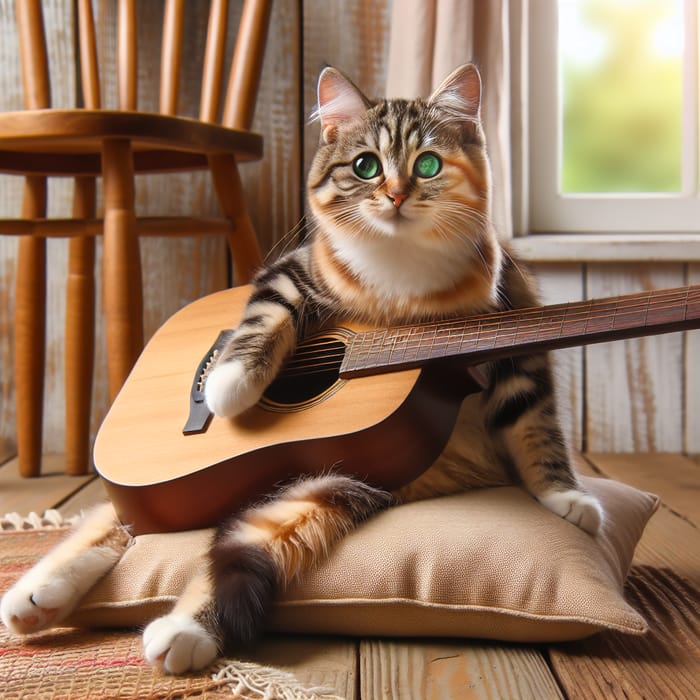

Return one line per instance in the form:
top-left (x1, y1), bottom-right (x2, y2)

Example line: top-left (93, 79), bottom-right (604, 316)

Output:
top-left (414, 152), bottom-right (442, 178)
top-left (352, 153), bottom-right (382, 180)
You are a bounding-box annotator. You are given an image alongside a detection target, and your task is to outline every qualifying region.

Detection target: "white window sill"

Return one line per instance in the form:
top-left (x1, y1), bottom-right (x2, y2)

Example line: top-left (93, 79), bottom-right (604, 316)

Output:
top-left (511, 233), bottom-right (700, 263)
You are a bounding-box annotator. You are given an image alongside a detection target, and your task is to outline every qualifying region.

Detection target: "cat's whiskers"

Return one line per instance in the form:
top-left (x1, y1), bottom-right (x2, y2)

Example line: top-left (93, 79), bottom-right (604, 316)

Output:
top-left (264, 216), bottom-right (308, 263)
top-left (330, 210), bottom-right (372, 233)
top-left (497, 247), bottom-right (533, 308)
top-left (431, 203), bottom-right (489, 237)
top-left (424, 207), bottom-right (495, 279)
top-left (326, 202), bottom-right (390, 239)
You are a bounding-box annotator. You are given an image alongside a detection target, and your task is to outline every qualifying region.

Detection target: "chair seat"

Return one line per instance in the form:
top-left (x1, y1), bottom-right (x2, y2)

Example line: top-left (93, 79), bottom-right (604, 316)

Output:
top-left (0, 109), bottom-right (263, 176)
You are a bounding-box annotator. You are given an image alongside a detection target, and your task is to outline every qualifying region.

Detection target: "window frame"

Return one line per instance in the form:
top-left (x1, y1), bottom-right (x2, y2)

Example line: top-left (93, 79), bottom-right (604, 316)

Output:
top-left (525, 0), bottom-right (700, 238)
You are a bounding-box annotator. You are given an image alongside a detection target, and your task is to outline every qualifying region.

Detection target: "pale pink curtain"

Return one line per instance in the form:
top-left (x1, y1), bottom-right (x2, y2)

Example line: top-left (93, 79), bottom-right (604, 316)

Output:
top-left (386, 0), bottom-right (517, 239)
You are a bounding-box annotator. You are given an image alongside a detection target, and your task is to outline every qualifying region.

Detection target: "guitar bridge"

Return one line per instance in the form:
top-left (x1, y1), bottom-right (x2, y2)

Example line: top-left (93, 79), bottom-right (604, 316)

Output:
top-left (183, 329), bottom-right (235, 435)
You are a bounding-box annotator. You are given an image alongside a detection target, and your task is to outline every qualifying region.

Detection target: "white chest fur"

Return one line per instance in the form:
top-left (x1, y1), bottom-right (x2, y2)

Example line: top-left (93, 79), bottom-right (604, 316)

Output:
top-left (328, 228), bottom-right (486, 300)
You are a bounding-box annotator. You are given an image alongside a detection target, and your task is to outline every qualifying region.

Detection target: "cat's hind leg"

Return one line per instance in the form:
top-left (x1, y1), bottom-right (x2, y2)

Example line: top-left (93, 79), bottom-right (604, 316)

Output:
top-left (143, 568), bottom-right (219, 674)
top-left (141, 474), bottom-right (392, 674)
top-left (1, 502), bottom-right (128, 634)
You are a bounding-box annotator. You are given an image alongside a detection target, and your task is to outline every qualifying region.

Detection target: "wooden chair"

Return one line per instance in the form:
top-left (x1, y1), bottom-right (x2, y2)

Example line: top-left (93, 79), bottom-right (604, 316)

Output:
top-left (0, 0), bottom-right (272, 478)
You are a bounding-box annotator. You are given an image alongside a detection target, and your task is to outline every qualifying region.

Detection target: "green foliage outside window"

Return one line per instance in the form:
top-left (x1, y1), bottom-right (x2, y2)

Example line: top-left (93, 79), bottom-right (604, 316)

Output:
top-left (560, 0), bottom-right (683, 193)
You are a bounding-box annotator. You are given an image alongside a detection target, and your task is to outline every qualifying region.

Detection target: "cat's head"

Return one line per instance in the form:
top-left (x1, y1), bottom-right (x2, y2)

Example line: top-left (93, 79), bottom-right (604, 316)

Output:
top-left (307, 64), bottom-right (491, 248)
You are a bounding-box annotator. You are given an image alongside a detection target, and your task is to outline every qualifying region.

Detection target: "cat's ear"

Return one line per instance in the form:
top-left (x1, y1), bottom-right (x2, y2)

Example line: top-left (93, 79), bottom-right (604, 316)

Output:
top-left (315, 67), bottom-right (370, 143)
top-left (428, 63), bottom-right (482, 121)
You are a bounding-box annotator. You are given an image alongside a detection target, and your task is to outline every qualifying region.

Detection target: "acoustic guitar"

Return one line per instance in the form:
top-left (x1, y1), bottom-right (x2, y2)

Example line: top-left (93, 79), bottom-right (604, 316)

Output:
top-left (94, 284), bottom-right (700, 534)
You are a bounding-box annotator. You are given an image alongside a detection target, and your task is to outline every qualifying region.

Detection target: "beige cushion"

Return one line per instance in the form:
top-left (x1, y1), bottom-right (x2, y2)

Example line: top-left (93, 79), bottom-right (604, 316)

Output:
top-left (67, 476), bottom-right (657, 642)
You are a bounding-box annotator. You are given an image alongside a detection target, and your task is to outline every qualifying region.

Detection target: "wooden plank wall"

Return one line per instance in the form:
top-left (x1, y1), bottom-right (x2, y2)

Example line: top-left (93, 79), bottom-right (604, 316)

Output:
top-left (0, 0), bottom-right (697, 463)
top-left (535, 264), bottom-right (696, 454)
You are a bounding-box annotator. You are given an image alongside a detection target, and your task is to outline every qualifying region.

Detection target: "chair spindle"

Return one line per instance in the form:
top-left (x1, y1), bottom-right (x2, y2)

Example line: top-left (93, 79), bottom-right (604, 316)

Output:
top-left (200, 0), bottom-right (229, 123)
top-left (17, 0), bottom-right (51, 110)
top-left (223, 0), bottom-right (272, 130)
top-left (160, 0), bottom-right (185, 115)
top-left (118, 0), bottom-right (138, 110)
top-left (77, 0), bottom-right (101, 110)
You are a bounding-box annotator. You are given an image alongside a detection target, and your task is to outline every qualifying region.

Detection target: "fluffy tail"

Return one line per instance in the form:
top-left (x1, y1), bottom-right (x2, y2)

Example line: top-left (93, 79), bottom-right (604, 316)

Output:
top-left (210, 474), bottom-right (392, 647)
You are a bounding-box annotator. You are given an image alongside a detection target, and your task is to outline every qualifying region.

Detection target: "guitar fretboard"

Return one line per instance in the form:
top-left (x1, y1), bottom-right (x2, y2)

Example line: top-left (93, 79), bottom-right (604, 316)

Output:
top-left (339, 285), bottom-right (700, 378)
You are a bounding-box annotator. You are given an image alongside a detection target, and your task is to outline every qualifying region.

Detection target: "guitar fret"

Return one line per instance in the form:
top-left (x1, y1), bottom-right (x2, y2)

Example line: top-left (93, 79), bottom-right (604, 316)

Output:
top-left (340, 285), bottom-right (700, 377)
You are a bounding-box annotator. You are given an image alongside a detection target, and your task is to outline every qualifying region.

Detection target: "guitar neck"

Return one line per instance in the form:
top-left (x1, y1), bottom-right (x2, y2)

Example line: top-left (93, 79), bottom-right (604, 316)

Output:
top-left (340, 285), bottom-right (700, 378)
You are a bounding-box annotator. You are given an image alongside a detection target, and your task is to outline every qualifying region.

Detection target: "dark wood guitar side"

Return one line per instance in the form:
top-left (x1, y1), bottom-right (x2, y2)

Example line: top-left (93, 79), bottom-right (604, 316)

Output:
top-left (94, 284), bottom-right (700, 534)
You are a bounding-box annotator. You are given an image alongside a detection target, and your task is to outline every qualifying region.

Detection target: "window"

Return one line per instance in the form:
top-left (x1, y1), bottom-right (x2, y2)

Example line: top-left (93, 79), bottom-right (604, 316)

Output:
top-left (528, 0), bottom-right (700, 234)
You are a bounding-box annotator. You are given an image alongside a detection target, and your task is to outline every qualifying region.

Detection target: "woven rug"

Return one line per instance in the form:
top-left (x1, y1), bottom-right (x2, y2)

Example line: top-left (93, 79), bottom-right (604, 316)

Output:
top-left (0, 515), bottom-right (343, 700)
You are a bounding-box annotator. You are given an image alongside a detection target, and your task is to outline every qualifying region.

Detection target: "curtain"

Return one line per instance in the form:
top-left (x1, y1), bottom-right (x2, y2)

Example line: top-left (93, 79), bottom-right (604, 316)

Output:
top-left (386, 0), bottom-right (522, 239)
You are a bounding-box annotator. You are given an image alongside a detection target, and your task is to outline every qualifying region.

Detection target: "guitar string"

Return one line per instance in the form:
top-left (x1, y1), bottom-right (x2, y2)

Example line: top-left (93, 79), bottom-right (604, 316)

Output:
top-left (276, 295), bottom-right (700, 378)
top-left (276, 332), bottom-right (696, 382)
top-left (272, 292), bottom-right (699, 378)
top-left (283, 293), bottom-right (695, 368)
top-left (287, 286), bottom-right (699, 366)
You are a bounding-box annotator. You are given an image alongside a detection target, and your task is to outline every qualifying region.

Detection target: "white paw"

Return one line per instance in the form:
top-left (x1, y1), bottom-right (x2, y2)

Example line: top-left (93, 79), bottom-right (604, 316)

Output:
top-left (1, 575), bottom-right (78, 634)
top-left (538, 489), bottom-right (604, 535)
top-left (204, 359), bottom-right (263, 417)
top-left (1, 545), bottom-right (123, 635)
top-left (143, 613), bottom-right (218, 674)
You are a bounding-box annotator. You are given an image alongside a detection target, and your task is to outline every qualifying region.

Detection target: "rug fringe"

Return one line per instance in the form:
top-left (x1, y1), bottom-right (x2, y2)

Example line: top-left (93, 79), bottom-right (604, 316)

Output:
top-left (211, 660), bottom-right (344, 700)
top-left (0, 509), bottom-right (79, 531)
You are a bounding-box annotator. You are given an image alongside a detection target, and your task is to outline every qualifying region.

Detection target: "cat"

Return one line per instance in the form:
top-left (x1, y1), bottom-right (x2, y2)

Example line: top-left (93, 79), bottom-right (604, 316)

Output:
top-left (1, 63), bottom-right (603, 674)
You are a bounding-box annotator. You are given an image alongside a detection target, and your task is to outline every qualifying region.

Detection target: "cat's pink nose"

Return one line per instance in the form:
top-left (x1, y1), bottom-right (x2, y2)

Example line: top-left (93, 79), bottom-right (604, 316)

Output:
top-left (388, 191), bottom-right (408, 208)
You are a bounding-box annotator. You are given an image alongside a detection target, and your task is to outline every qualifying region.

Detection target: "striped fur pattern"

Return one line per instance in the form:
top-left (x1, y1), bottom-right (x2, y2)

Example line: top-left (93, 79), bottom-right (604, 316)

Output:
top-left (0, 65), bottom-right (603, 674)
top-left (202, 63), bottom-right (604, 660)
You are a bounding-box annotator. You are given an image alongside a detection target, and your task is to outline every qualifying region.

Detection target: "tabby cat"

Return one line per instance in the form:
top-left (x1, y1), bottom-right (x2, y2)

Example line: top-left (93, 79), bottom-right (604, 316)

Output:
top-left (1, 64), bottom-right (603, 674)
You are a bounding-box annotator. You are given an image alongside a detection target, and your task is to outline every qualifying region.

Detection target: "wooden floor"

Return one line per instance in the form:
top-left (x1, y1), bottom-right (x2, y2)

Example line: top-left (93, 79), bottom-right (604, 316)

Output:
top-left (1, 449), bottom-right (698, 699)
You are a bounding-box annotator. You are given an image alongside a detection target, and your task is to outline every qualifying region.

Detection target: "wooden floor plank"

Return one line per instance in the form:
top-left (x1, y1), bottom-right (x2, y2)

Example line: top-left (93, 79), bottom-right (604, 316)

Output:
top-left (0, 447), bottom-right (16, 468)
top-left (631, 500), bottom-right (700, 589)
top-left (360, 640), bottom-right (564, 700)
top-left (58, 477), bottom-right (108, 518)
top-left (547, 571), bottom-right (700, 700)
top-left (239, 636), bottom-right (358, 699)
top-left (547, 453), bottom-right (700, 700)
top-left (587, 452), bottom-right (699, 526)
top-left (581, 454), bottom-right (700, 586)
top-left (0, 455), bottom-right (94, 516)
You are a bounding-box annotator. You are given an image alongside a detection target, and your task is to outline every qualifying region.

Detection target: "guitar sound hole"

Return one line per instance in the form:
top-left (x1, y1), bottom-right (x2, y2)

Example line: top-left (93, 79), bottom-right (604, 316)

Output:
top-left (261, 336), bottom-right (346, 409)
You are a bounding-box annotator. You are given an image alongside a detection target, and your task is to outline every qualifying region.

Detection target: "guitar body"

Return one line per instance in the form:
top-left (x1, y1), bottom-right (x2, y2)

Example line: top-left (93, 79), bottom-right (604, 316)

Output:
top-left (94, 286), bottom-right (483, 534)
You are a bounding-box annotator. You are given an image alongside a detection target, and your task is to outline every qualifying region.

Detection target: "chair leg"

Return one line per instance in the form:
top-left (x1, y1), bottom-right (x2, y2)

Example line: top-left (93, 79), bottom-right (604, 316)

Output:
top-left (208, 153), bottom-right (263, 284)
top-left (101, 139), bottom-right (143, 403)
top-left (65, 177), bottom-right (96, 475)
top-left (14, 177), bottom-right (47, 477)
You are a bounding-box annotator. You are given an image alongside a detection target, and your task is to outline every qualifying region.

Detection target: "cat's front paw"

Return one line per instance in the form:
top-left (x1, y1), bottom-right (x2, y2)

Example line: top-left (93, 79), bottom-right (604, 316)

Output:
top-left (1, 576), bottom-right (79, 634)
top-left (205, 359), bottom-right (264, 417)
top-left (1, 539), bottom-right (124, 636)
top-left (538, 488), bottom-right (604, 535)
top-left (143, 613), bottom-right (219, 674)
